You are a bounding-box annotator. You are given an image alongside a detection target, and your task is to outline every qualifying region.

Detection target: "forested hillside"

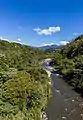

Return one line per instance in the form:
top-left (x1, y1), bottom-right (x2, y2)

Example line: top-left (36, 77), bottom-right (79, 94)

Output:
top-left (0, 40), bottom-right (51, 120)
top-left (50, 35), bottom-right (83, 93)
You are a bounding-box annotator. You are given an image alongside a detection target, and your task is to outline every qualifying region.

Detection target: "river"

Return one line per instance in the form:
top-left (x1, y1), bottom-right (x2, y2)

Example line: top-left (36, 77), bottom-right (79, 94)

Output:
top-left (42, 62), bottom-right (83, 120)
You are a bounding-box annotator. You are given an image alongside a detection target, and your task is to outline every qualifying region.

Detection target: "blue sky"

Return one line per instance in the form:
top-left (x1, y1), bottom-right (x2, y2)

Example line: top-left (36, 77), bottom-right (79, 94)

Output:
top-left (0, 0), bottom-right (83, 46)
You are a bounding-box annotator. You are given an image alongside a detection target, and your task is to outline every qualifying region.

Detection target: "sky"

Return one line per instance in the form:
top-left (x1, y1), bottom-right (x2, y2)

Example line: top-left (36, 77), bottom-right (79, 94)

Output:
top-left (0, 0), bottom-right (83, 46)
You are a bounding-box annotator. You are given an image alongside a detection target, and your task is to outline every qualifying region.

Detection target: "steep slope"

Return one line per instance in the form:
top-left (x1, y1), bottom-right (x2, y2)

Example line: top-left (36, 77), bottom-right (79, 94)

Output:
top-left (50, 35), bottom-right (83, 93)
top-left (60, 34), bottom-right (83, 58)
top-left (0, 40), bottom-right (51, 120)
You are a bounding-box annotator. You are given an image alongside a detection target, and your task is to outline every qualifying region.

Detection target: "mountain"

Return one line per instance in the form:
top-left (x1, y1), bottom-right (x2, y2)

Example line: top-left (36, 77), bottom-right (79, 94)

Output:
top-left (39, 44), bottom-right (61, 50)
top-left (60, 34), bottom-right (83, 58)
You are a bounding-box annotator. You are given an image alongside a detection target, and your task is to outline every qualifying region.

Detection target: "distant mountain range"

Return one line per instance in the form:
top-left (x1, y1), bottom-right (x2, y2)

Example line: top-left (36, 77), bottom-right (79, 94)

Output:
top-left (38, 44), bottom-right (63, 50)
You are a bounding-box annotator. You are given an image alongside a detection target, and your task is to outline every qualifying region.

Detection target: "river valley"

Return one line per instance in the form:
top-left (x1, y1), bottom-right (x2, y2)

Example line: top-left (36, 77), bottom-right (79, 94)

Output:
top-left (43, 62), bottom-right (83, 120)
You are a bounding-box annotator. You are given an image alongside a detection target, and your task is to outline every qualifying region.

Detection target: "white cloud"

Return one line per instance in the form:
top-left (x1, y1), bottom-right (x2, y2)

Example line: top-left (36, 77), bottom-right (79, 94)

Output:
top-left (0, 36), bottom-right (26, 45)
top-left (0, 36), bottom-right (10, 42)
top-left (17, 38), bottom-right (22, 42)
top-left (60, 41), bottom-right (69, 45)
top-left (0, 36), bottom-right (24, 44)
top-left (33, 28), bottom-right (41, 32)
top-left (38, 43), bottom-right (55, 47)
top-left (42, 43), bottom-right (55, 46)
top-left (33, 26), bottom-right (60, 35)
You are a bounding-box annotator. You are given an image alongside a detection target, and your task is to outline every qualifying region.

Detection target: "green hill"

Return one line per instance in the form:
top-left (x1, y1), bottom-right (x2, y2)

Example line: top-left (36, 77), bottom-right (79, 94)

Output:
top-left (50, 35), bottom-right (83, 92)
top-left (0, 40), bottom-right (51, 120)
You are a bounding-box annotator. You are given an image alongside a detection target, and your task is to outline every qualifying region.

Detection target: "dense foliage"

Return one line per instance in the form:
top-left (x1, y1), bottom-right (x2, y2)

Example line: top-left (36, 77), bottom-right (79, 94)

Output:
top-left (0, 40), bottom-right (51, 120)
top-left (50, 35), bottom-right (83, 93)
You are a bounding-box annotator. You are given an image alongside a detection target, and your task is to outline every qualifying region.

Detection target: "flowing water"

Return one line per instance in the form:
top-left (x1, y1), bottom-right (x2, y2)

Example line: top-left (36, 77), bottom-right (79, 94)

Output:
top-left (43, 62), bottom-right (83, 120)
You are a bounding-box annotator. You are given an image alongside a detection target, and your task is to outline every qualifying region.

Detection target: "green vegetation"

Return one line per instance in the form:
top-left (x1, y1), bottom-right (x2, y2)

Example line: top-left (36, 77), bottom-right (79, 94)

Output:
top-left (50, 35), bottom-right (83, 93)
top-left (0, 40), bottom-right (51, 120)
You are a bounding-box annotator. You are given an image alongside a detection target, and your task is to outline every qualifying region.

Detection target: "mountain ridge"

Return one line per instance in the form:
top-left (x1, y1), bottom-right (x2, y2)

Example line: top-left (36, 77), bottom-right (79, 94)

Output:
top-left (39, 44), bottom-right (62, 50)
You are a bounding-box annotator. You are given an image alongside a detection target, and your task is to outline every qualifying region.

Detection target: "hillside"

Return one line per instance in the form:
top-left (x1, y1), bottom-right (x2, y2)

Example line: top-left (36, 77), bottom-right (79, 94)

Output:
top-left (60, 34), bottom-right (83, 58)
top-left (50, 35), bottom-right (83, 93)
top-left (0, 40), bottom-right (51, 120)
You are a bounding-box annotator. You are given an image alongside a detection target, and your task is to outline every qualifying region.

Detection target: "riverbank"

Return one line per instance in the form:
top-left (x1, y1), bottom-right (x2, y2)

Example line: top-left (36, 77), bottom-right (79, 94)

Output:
top-left (46, 71), bottom-right (83, 120)
top-left (44, 69), bottom-right (51, 77)
top-left (42, 61), bottom-right (83, 120)
top-left (41, 61), bottom-right (52, 120)
top-left (41, 68), bottom-right (51, 120)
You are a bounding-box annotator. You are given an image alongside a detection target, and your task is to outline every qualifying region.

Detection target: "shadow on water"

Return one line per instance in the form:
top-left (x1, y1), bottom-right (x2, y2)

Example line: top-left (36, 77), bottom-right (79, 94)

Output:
top-left (72, 87), bottom-right (83, 97)
top-left (51, 69), bottom-right (60, 74)
top-left (43, 62), bottom-right (83, 98)
top-left (43, 64), bottom-right (83, 120)
top-left (51, 70), bottom-right (67, 81)
top-left (51, 69), bottom-right (83, 97)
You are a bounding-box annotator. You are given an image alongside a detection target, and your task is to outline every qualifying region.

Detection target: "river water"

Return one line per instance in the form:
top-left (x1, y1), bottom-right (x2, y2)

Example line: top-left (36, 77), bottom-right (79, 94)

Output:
top-left (43, 63), bottom-right (83, 120)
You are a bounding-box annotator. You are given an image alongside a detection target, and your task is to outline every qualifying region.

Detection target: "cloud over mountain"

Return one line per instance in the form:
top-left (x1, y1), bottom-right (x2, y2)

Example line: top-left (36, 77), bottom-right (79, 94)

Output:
top-left (17, 38), bottom-right (22, 42)
top-left (60, 41), bottom-right (69, 45)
